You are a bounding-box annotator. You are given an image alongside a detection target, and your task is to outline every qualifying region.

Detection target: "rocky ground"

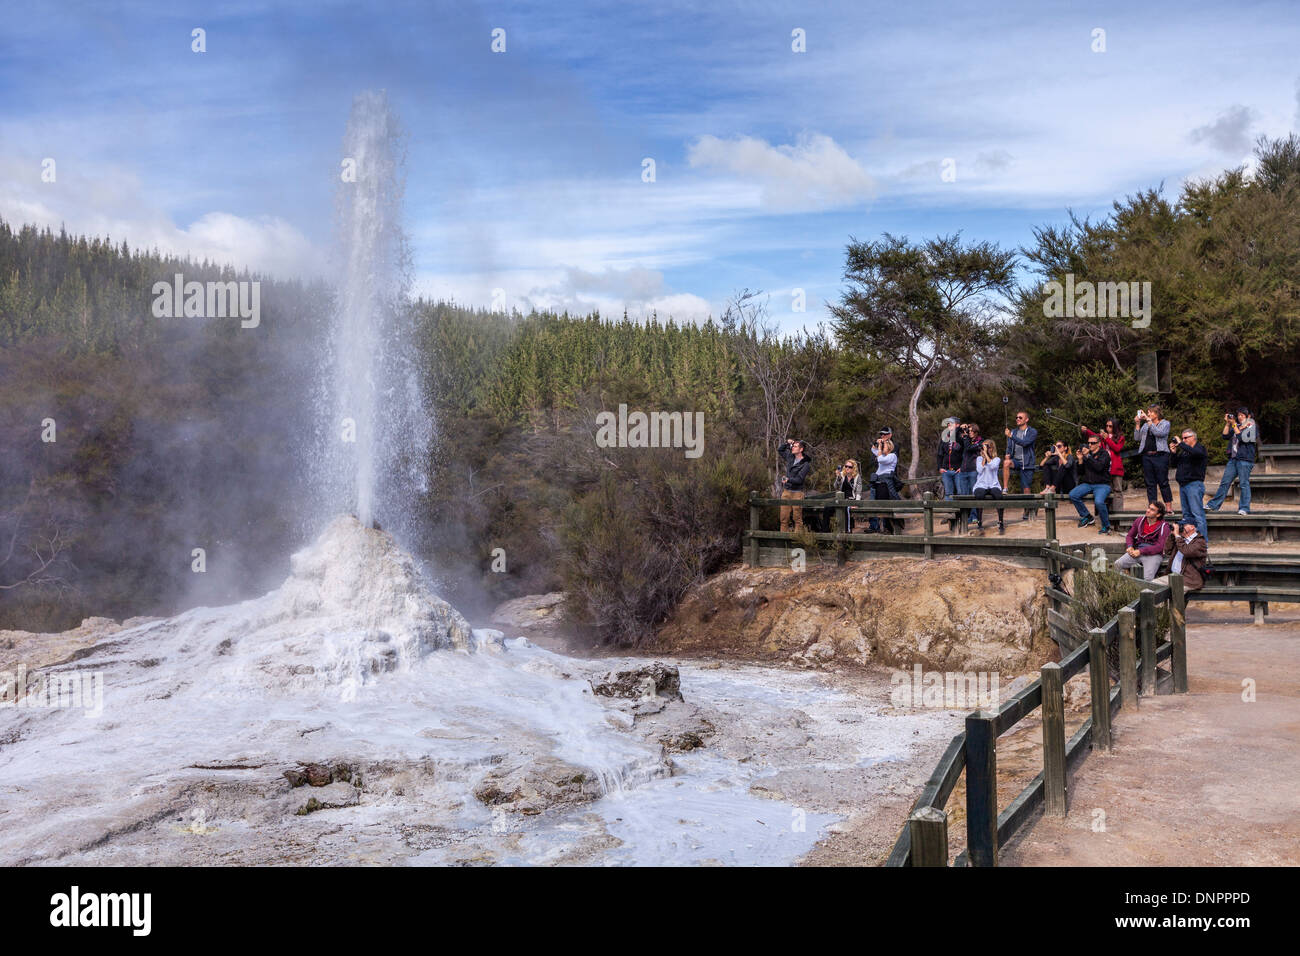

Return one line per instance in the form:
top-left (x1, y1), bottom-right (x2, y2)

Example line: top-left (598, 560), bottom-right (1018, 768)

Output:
top-left (1, 543), bottom-right (1072, 867)
top-left (650, 556), bottom-right (1053, 674)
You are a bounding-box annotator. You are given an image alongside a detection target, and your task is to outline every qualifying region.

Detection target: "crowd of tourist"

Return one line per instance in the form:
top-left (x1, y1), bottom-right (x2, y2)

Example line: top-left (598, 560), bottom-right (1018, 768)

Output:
top-left (774, 405), bottom-right (1260, 588)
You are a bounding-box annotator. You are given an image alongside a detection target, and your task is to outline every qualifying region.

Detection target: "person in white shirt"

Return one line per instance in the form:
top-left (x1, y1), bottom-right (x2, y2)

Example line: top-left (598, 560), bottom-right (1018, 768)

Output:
top-left (867, 436), bottom-right (900, 533)
top-left (971, 439), bottom-right (1006, 534)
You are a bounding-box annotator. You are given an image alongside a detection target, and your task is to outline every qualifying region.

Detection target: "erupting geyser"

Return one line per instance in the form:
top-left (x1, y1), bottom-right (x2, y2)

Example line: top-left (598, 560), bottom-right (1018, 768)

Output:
top-left (325, 90), bottom-right (431, 538)
top-left (0, 92), bottom-right (854, 869)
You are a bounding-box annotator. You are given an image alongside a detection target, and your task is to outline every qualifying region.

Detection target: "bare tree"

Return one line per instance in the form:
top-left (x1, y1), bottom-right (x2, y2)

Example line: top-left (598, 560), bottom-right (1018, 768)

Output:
top-left (0, 486), bottom-right (75, 594)
top-left (722, 290), bottom-right (829, 489)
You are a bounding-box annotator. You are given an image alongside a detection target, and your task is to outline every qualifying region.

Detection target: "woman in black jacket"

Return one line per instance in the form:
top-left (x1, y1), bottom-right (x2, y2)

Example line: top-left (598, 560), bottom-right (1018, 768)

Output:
top-left (833, 459), bottom-right (864, 532)
top-left (1041, 441), bottom-right (1077, 496)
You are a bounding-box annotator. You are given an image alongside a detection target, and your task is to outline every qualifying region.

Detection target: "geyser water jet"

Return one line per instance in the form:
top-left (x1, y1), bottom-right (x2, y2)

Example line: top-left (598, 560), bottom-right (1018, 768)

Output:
top-left (323, 90), bottom-right (431, 541)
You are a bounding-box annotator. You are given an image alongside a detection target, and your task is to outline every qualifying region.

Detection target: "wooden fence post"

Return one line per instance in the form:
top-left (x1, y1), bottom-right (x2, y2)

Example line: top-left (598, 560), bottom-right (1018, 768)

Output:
top-left (1088, 628), bottom-right (1112, 752)
top-left (1046, 538), bottom-right (1059, 580)
top-left (1139, 589), bottom-right (1156, 697)
top-left (1044, 493), bottom-right (1057, 543)
top-left (748, 492), bottom-right (759, 568)
top-left (965, 711), bottom-right (998, 867)
top-left (923, 492), bottom-right (934, 559)
top-left (1169, 574), bottom-right (1188, 693)
top-left (1041, 662), bottom-right (1067, 816)
top-left (1119, 606), bottom-right (1138, 711)
top-left (908, 807), bottom-right (948, 867)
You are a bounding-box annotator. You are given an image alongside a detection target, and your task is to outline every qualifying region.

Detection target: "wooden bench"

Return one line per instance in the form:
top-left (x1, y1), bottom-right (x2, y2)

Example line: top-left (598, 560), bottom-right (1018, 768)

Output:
top-left (1214, 471), bottom-right (1300, 506)
top-left (1109, 510), bottom-right (1300, 544)
top-left (1261, 444), bottom-right (1300, 474)
top-left (1189, 585), bottom-right (1300, 624)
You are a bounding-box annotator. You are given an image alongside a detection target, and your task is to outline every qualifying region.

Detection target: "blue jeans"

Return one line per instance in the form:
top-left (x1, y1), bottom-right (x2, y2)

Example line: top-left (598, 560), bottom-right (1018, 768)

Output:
top-left (940, 470), bottom-right (959, 499)
top-left (955, 470), bottom-right (976, 522)
top-left (1179, 480), bottom-right (1207, 539)
top-left (1207, 458), bottom-right (1254, 512)
top-left (1070, 482), bottom-right (1111, 531)
top-left (1011, 464), bottom-right (1036, 493)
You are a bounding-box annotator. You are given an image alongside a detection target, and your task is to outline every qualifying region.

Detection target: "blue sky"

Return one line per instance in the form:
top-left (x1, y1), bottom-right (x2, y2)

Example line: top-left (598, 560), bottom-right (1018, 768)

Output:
top-left (3, 0), bottom-right (1298, 330)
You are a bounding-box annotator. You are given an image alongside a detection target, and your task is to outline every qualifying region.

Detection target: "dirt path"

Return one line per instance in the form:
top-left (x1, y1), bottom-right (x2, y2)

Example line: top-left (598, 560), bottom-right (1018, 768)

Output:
top-left (1000, 610), bottom-right (1300, 866)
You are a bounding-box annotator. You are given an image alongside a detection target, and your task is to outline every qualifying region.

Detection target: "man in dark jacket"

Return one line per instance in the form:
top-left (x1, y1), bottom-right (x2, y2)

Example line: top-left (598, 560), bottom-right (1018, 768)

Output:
top-left (778, 439), bottom-right (811, 531)
top-left (1169, 429), bottom-right (1208, 539)
top-left (937, 417), bottom-right (966, 499)
top-left (954, 424), bottom-right (982, 526)
top-left (1069, 435), bottom-right (1114, 533)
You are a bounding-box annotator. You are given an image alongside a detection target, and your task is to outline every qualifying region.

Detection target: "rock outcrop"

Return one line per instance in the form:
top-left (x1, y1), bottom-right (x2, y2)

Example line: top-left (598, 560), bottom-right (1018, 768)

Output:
top-left (651, 557), bottom-right (1051, 675)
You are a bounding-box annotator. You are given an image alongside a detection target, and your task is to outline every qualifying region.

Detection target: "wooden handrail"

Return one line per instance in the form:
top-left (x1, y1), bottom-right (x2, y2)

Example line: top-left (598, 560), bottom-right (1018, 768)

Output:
top-left (884, 565), bottom-right (1185, 867)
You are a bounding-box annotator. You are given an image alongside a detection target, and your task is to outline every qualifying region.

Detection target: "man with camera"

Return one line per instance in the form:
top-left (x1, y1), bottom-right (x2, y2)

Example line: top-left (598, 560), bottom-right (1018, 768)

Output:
top-left (1163, 519), bottom-right (1209, 592)
top-left (937, 417), bottom-right (966, 499)
top-left (1069, 433), bottom-right (1115, 534)
top-left (777, 438), bottom-right (811, 532)
top-left (1206, 408), bottom-right (1258, 515)
top-left (1169, 428), bottom-right (1209, 539)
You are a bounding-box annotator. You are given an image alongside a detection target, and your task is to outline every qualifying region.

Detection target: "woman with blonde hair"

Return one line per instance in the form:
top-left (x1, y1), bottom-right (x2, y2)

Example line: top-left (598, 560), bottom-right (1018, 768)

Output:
top-left (867, 435), bottom-right (900, 534)
top-left (833, 458), bottom-right (863, 532)
top-left (971, 438), bottom-right (1005, 534)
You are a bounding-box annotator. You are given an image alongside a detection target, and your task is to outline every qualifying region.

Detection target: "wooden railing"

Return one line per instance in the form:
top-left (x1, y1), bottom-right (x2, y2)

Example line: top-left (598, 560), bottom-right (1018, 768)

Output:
top-left (745, 491), bottom-right (1065, 565)
top-left (885, 549), bottom-right (1187, 867)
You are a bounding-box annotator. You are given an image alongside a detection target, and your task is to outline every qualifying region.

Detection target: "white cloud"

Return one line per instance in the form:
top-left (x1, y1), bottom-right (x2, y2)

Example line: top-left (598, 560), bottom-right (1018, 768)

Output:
top-left (413, 266), bottom-right (715, 322)
top-left (0, 154), bottom-right (325, 279)
top-left (686, 132), bottom-right (875, 210)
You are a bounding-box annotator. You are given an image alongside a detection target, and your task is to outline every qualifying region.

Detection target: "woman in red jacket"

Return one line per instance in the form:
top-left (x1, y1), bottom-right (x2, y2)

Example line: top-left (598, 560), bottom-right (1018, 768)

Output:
top-left (1082, 417), bottom-right (1125, 495)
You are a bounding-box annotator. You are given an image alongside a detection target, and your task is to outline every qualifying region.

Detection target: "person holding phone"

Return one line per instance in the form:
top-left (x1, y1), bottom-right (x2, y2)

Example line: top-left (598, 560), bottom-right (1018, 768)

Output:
top-left (971, 439), bottom-right (1006, 534)
top-left (1134, 406), bottom-right (1172, 507)
top-left (1041, 441), bottom-right (1077, 496)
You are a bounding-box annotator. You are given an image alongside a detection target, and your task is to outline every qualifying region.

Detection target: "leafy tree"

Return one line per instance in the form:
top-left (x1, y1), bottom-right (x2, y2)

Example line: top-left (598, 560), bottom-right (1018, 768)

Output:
top-left (830, 233), bottom-right (1017, 477)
